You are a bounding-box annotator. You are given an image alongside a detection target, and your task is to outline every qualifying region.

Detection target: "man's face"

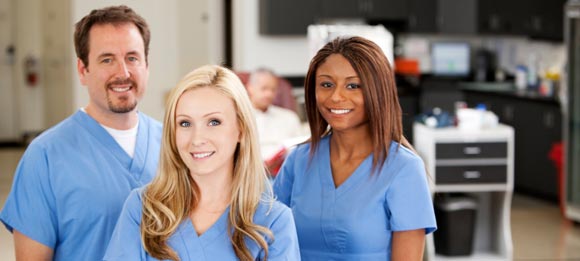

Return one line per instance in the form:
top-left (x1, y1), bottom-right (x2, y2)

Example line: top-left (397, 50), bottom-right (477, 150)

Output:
top-left (247, 72), bottom-right (278, 112)
top-left (77, 23), bottom-right (149, 116)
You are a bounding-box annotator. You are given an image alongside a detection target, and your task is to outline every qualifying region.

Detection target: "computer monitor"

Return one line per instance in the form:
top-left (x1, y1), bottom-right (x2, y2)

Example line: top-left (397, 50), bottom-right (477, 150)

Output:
top-left (431, 42), bottom-right (470, 77)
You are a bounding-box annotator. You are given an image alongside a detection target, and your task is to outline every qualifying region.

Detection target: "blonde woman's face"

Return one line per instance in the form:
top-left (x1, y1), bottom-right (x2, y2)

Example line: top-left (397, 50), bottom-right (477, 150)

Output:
top-left (175, 87), bottom-right (240, 179)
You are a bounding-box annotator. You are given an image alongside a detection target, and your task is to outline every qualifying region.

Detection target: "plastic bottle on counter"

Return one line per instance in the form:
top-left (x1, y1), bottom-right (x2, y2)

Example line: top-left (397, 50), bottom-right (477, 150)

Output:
top-left (527, 54), bottom-right (539, 90)
top-left (515, 65), bottom-right (527, 90)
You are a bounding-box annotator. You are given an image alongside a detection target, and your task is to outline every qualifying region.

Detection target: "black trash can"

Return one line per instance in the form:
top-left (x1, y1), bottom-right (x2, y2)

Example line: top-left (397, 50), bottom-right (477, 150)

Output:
top-left (434, 194), bottom-right (477, 256)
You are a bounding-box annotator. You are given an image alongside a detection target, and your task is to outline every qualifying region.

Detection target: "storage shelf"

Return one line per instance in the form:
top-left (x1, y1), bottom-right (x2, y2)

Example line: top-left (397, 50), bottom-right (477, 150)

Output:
top-left (414, 123), bottom-right (514, 261)
top-left (435, 184), bottom-right (510, 192)
top-left (434, 252), bottom-right (509, 261)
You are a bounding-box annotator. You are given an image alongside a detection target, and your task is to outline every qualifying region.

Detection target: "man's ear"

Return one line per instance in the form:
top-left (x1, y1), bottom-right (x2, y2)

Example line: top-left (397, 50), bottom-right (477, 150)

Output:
top-left (77, 59), bottom-right (88, 86)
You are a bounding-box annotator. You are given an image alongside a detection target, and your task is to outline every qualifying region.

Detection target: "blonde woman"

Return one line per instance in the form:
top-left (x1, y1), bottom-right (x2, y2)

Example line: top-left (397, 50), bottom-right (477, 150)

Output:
top-left (104, 65), bottom-right (300, 261)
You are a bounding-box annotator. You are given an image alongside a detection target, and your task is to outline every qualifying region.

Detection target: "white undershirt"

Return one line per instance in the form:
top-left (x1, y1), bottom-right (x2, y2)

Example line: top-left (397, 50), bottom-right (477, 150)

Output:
top-left (81, 108), bottom-right (139, 158)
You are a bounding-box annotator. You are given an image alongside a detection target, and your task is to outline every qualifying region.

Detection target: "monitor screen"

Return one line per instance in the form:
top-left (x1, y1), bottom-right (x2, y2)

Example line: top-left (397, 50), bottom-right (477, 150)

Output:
top-left (431, 42), bottom-right (470, 76)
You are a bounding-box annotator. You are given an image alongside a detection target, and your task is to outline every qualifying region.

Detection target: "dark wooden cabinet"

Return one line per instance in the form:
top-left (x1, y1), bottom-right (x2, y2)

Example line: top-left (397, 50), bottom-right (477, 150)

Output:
top-left (259, 0), bottom-right (320, 35)
top-left (437, 0), bottom-right (477, 34)
top-left (435, 0), bottom-right (565, 40)
top-left (512, 99), bottom-right (561, 200)
top-left (478, 0), bottom-right (517, 35)
top-left (367, 0), bottom-right (408, 20)
top-left (321, 0), bottom-right (408, 20)
top-left (464, 90), bottom-right (562, 201)
top-left (524, 0), bottom-right (566, 41)
top-left (259, 0), bottom-right (565, 41)
top-left (321, 0), bottom-right (362, 19)
top-left (407, 0), bottom-right (438, 33)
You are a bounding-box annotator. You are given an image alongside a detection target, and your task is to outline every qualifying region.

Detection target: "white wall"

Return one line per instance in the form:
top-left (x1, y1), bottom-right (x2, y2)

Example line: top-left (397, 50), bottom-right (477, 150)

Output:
top-left (0, 0), bottom-right (16, 140)
top-left (232, 0), bottom-right (310, 76)
top-left (15, 0), bottom-right (45, 135)
top-left (42, 0), bottom-right (73, 128)
top-left (178, 0), bottom-right (224, 76)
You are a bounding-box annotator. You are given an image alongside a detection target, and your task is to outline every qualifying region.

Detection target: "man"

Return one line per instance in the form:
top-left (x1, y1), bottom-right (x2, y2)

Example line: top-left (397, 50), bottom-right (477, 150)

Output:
top-left (0, 5), bottom-right (162, 260)
top-left (246, 69), bottom-right (303, 174)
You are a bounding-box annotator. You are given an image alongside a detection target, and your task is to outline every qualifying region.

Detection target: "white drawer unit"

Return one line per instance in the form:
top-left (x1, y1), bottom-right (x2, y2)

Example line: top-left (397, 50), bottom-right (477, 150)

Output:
top-left (414, 123), bottom-right (514, 261)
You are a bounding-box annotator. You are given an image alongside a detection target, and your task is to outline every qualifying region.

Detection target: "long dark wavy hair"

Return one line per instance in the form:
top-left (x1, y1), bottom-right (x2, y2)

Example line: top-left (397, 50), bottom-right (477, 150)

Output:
top-left (304, 36), bottom-right (413, 173)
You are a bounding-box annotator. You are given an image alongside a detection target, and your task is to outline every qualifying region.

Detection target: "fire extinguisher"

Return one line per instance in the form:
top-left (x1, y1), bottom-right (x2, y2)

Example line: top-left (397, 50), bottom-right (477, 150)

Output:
top-left (24, 55), bottom-right (39, 87)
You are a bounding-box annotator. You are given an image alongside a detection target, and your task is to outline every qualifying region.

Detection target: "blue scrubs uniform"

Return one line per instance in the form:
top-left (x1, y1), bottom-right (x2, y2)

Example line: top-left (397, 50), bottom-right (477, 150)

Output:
top-left (104, 188), bottom-right (301, 261)
top-left (273, 135), bottom-right (437, 260)
top-left (0, 110), bottom-right (162, 261)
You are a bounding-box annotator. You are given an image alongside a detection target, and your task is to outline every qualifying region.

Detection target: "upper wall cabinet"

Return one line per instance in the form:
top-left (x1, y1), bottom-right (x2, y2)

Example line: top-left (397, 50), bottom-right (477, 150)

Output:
top-left (321, 0), bottom-right (364, 19)
top-left (478, 0), bottom-right (565, 41)
top-left (438, 0), bottom-right (477, 34)
top-left (259, 0), bottom-right (321, 35)
top-left (321, 0), bottom-right (408, 20)
top-left (259, 0), bottom-right (407, 36)
top-left (260, 0), bottom-right (566, 41)
top-left (407, 0), bottom-right (438, 33)
top-left (522, 0), bottom-right (566, 41)
top-left (366, 0), bottom-right (408, 20)
top-left (477, 0), bottom-right (518, 34)
top-left (437, 0), bottom-right (565, 41)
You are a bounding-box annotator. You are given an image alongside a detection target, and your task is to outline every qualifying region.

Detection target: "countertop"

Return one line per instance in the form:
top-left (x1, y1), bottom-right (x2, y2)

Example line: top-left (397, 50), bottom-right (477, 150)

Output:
top-left (459, 82), bottom-right (561, 105)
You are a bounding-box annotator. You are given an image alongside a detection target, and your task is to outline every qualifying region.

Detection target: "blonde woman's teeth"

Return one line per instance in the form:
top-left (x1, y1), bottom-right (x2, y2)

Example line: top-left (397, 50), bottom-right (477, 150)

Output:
top-left (193, 152), bottom-right (213, 158)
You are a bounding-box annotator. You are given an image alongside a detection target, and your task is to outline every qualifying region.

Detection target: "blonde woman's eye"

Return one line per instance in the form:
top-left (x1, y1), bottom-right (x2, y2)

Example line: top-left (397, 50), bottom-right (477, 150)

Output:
top-left (208, 119), bottom-right (221, 126)
top-left (179, 121), bottom-right (191, 127)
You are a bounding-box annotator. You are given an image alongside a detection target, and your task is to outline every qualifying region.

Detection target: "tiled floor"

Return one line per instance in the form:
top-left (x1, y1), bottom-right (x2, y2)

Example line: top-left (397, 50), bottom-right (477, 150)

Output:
top-left (0, 147), bottom-right (579, 260)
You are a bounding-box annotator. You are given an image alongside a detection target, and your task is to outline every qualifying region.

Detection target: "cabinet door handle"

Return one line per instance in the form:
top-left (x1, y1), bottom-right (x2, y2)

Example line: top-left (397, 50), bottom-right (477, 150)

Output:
top-left (544, 112), bottom-right (554, 128)
top-left (503, 105), bottom-right (514, 122)
top-left (409, 15), bottom-right (417, 27)
top-left (464, 171), bottom-right (481, 179)
top-left (464, 146), bottom-right (481, 155)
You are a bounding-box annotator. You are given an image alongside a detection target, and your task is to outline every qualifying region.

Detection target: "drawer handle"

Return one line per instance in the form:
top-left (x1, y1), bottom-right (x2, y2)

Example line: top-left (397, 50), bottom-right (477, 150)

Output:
top-left (463, 171), bottom-right (481, 179)
top-left (463, 147), bottom-right (481, 155)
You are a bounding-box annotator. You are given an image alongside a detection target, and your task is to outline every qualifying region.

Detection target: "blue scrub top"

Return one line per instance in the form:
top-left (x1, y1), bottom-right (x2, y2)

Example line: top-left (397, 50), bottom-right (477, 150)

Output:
top-left (104, 188), bottom-right (301, 261)
top-left (0, 110), bottom-right (162, 261)
top-left (274, 135), bottom-right (437, 260)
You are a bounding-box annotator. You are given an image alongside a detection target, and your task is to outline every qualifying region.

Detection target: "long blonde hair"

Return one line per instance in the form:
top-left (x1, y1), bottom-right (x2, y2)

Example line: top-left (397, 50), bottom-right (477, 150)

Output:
top-left (141, 65), bottom-right (274, 260)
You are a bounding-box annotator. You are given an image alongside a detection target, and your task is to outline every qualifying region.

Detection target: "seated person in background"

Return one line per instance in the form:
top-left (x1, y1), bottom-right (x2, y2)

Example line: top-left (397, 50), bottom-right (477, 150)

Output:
top-left (246, 68), bottom-right (304, 174)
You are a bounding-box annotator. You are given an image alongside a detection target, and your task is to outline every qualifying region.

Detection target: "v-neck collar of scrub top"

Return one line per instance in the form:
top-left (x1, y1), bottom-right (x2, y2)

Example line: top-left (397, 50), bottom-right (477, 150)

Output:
top-left (72, 110), bottom-right (152, 180)
top-left (172, 206), bottom-right (231, 260)
top-left (319, 135), bottom-right (374, 195)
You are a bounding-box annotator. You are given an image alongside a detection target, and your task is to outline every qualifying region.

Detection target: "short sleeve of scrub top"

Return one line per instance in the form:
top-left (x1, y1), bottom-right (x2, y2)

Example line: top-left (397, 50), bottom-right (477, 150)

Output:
top-left (0, 144), bottom-right (58, 247)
